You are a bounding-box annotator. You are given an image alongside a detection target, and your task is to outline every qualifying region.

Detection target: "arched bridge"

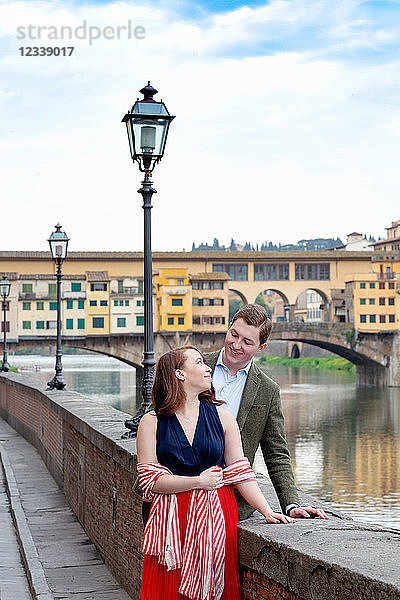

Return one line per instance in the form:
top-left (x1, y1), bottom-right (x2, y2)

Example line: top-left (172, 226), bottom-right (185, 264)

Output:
top-left (270, 322), bottom-right (399, 386)
top-left (10, 323), bottom-right (399, 387)
top-left (9, 332), bottom-right (226, 370)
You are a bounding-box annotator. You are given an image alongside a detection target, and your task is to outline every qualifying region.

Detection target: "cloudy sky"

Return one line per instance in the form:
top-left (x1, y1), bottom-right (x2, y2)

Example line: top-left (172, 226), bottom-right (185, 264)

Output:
top-left (0, 0), bottom-right (399, 251)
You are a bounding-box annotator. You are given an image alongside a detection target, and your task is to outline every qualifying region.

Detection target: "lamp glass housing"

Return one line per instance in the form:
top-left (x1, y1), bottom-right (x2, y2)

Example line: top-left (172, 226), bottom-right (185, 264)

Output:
top-left (122, 89), bottom-right (174, 172)
top-left (48, 225), bottom-right (69, 261)
top-left (0, 278), bottom-right (10, 298)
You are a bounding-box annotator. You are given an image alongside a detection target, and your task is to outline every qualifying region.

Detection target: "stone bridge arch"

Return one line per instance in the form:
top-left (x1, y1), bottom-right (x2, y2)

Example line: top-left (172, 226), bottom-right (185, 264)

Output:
top-left (270, 322), bottom-right (397, 387)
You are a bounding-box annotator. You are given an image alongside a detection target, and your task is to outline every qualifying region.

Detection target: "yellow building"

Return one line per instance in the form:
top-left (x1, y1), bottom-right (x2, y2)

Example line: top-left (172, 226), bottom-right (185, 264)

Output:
top-left (85, 271), bottom-right (110, 335)
top-left (153, 269), bottom-right (191, 332)
top-left (345, 274), bottom-right (397, 333)
top-left (16, 274), bottom-right (86, 338)
top-left (190, 272), bottom-right (229, 332)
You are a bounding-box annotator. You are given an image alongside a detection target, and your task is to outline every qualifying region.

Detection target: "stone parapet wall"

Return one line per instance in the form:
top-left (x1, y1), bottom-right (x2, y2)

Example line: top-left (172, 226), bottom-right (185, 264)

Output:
top-left (1, 372), bottom-right (400, 600)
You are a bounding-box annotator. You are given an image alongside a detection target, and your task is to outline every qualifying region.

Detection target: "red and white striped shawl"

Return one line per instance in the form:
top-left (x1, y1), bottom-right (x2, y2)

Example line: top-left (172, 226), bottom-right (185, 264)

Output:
top-left (137, 458), bottom-right (256, 600)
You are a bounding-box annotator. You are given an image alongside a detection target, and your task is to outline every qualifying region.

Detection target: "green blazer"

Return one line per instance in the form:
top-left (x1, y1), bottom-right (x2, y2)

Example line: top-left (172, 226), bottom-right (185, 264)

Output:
top-left (204, 351), bottom-right (300, 520)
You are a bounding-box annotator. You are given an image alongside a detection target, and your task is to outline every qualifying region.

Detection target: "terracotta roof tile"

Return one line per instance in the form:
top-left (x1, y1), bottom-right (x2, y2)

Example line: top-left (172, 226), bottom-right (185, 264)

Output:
top-left (86, 271), bottom-right (109, 281)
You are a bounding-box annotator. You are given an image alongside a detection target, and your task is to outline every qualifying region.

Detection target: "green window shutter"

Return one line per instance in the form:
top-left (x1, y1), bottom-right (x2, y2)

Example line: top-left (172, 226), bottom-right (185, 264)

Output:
top-left (22, 283), bottom-right (33, 293)
top-left (36, 302), bottom-right (44, 310)
top-left (48, 283), bottom-right (57, 297)
top-left (22, 302), bottom-right (31, 310)
top-left (66, 319), bottom-right (73, 329)
top-left (78, 300), bottom-right (85, 309)
top-left (114, 300), bottom-right (118, 306)
top-left (49, 302), bottom-right (57, 310)
top-left (117, 317), bottom-right (126, 327)
top-left (66, 300), bottom-right (73, 309)
top-left (71, 283), bottom-right (81, 292)
top-left (136, 315), bottom-right (144, 326)
top-left (36, 321), bottom-right (45, 330)
top-left (77, 318), bottom-right (85, 330)
top-left (22, 321), bottom-right (31, 329)
top-left (125, 300), bottom-right (129, 306)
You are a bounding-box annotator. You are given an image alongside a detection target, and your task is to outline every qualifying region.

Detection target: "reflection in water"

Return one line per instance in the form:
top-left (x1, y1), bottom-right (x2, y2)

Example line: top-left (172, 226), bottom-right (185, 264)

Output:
top-left (10, 354), bottom-right (400, 529)
top-left (11, 354), bottom-right (138, 414)
top-left (258, 364), bottom-right (400, 529)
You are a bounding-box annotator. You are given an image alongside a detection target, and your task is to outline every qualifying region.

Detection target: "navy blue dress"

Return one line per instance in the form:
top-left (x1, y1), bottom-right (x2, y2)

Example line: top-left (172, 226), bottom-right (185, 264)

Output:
top-left (141, 400), bottom-right (241, 600)
top-left (156, 400), bottom-right (225, 476)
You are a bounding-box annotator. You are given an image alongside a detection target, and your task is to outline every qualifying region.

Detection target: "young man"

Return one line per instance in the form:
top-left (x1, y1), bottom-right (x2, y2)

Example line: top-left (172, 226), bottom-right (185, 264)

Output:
top-left (204, 303), bottom-right (328, 521)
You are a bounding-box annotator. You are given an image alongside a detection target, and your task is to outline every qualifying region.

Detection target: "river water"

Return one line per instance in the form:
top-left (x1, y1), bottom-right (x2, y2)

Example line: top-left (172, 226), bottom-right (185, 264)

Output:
top-left (11, 353), bottom-right (400, 530)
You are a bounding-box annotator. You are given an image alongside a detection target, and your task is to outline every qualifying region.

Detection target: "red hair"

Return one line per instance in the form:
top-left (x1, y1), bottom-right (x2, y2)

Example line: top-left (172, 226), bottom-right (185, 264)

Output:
top-left (152, 346), bottom-right (221, 415)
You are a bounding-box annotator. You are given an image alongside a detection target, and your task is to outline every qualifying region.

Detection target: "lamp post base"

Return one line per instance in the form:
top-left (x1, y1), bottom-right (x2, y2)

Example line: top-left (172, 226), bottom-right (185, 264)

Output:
top-left (121, 409), bottom-right (146, 439)
top-left (46, 375), bottom-right (66, 390)
top-left (0, 361), bottom-right (9, 372)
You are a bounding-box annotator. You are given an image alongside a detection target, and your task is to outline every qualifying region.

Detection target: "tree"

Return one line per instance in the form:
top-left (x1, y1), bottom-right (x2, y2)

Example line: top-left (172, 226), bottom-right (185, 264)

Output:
top-left (254, 293), bottom-right (273, 317)
top-left (229, 297), bottom-right (244, 321)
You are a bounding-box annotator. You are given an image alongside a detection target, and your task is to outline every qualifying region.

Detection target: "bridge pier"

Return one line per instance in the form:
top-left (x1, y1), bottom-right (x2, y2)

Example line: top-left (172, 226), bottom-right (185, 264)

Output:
top-left (356, 363), bottom-right (389, 387)
top-left (357, 334), bottom-right (400, 387)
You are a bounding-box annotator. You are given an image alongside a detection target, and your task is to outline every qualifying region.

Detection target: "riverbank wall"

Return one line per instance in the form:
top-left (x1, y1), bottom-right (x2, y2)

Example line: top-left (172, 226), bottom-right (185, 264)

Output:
top-left (1, 371), bottom-right (399, 600)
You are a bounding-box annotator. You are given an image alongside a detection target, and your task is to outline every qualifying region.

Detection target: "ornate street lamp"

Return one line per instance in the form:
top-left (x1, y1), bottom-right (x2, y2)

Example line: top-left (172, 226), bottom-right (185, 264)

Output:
top-left (121, 82), bottom-right (175, 438)
top-left (0, 277), bottom-right (11, 372)
top-left (46, 223), bottom-right (69, 390)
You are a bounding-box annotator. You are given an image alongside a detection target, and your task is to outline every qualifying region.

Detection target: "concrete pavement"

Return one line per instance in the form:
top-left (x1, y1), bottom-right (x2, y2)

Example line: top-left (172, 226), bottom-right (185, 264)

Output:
top-left (0, 416), bottom-right (132, 600)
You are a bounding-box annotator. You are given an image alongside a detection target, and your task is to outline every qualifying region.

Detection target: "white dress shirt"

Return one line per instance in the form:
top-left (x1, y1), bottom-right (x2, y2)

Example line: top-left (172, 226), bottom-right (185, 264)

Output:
top-left (211, 350), bottom-right (252, 418)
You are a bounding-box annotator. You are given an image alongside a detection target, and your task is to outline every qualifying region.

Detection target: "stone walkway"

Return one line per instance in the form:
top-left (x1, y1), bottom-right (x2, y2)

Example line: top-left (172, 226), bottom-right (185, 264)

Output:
top-left (0, 456), bottom-right (32, 599)
top-left (0, 417), bottom-right (132, 600)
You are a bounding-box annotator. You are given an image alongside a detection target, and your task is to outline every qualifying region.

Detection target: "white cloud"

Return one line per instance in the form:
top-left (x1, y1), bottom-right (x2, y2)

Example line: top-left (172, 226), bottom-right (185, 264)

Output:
top-left (0, 0), bottom-right (399, 251)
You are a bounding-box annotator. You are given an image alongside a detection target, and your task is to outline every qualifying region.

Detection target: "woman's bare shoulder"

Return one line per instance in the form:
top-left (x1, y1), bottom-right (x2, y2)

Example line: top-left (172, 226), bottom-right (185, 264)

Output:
top-left (138, 411), bottom-right (157, 430)
top-left (216, 405), bottom-right (236, 427)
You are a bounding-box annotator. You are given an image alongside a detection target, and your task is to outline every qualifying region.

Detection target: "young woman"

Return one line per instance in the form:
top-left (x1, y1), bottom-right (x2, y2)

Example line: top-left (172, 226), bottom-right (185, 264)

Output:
top-left (137, 346), bottom-right (294, 600)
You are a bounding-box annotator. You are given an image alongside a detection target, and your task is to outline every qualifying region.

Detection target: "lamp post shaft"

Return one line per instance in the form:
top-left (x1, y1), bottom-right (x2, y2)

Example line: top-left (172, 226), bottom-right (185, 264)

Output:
top-left (122, 174), bottom-right (156, 438)
top-left (47, 260), bottom-right (66, 390)
top-left (142, 175), bottom-right (157, 398)
top-left (1, 298), bottom-right (9, 372)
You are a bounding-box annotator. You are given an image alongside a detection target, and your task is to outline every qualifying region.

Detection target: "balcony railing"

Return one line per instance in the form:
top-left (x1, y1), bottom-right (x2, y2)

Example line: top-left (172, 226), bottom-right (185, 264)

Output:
top-left (111, 287), bottom-right (140, 296)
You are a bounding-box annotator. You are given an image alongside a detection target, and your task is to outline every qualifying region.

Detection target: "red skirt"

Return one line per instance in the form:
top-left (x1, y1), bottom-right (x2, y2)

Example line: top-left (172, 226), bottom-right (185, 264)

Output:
top-left (140, 486), bottom-right (240, 600)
